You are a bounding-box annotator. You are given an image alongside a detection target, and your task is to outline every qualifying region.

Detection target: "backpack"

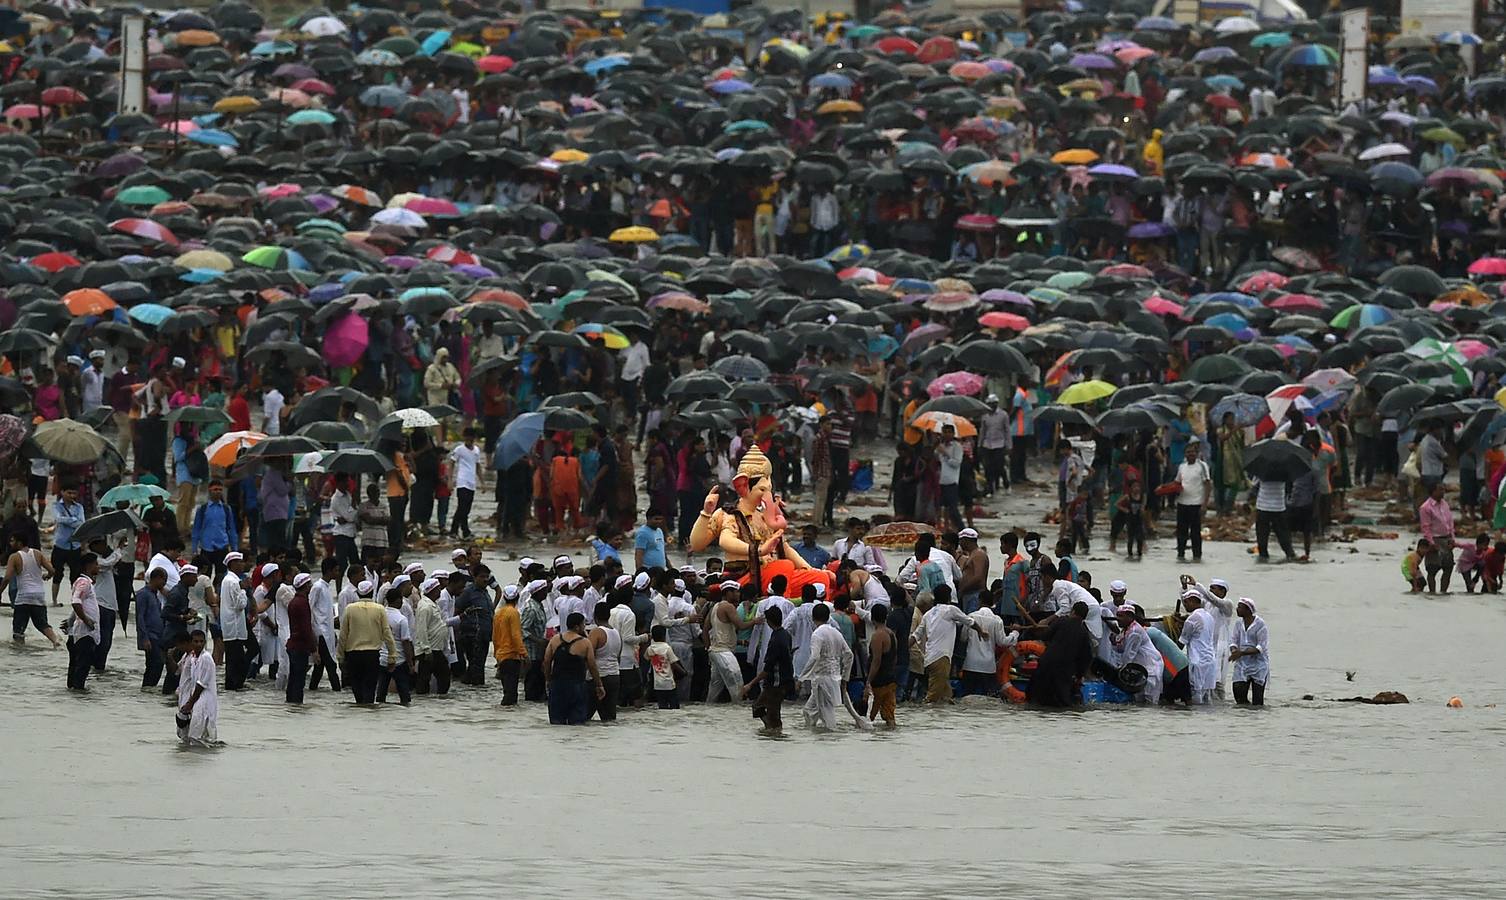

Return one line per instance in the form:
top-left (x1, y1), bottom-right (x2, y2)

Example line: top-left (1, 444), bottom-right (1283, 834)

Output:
top-left (186, 448), bottom-right (209, 481)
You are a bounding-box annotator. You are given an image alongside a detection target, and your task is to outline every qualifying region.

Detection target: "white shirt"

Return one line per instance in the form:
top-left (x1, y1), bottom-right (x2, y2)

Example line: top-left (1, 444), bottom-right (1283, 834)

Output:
top-left (148, 552), bottom-right (181, 592)
top-left (608, 604), bottom-right (644, 669)
top-left (380, 607), bottom-right (412, 666)
top-left (449, 444), bottom-right (480, 491)
top-left (262, 389), bottom-right (284, 435)
top-left (1181, 606), bottom-right (1218, 692)
top-left (832, 538), bottom-right (883, 570)
top-left (914, 604), bottom-right (975, 667)
top-left (746, 595), bottom-right (794, 671)
top-left (69, 576), bottom-right (100, 642)
top-left (620, 341), bottom-right (650, 382)
top-left (1254, 479), bottom-right (1287, 512)
top-left (94, 548), bottom-right (123, 612)
top-left (329, 490), bottom-right (357, 538)
top-left (1176, 458), bottom-right (1210, 506)
top-left (1043, 579), bottom-right (1095, 616)
top-left (963, 606), bottom-right (1016, 674)
top-left (897, 548), bottom-right (961, 590)
top-left (938, 441), bottom-right (963, 485)
top-left (1231, 615), bottom-right (1270, 683)
top-left (220, 572), bottom-right (248, 641)
top-left (310, 578), bottom-right (336, 647)
top-left (799, 622), bottom-right (853, 682)
top-left (82, 366), bottom-right (105, 409)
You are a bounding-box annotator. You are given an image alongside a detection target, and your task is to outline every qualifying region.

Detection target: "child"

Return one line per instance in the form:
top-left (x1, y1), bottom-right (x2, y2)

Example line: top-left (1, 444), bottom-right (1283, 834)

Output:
top-left (1054, 538), bottom-right (1079, 583)
top-left (1067, 486), bottom-right (1091, 553)
top-left (1458, 533), bottom-right (1488, 593)
top-left (1484, 541), bottom-right (1506, 594)
top-left (1117, 482), bottom-right (1147, 561)
top-left (645, 624), bottom-right (684, 709)
top-left (1402, 539), bottom-right (1430, 594)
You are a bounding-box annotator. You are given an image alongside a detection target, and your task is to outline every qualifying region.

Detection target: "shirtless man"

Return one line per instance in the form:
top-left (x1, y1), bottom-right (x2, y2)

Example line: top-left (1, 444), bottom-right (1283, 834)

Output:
top-left (956, 528), bottom-right (989, 613)
top-left (863, 603), bottom-right (898, 727)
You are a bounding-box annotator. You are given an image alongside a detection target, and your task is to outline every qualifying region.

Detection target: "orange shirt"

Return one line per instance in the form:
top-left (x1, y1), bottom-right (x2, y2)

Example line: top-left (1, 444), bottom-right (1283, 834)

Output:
top-left (386, 451), bottom-right (410, 498)
top-left (550, 454), bottom-right (581, 492)
top-left (492, 604), bottom-right (526, 662)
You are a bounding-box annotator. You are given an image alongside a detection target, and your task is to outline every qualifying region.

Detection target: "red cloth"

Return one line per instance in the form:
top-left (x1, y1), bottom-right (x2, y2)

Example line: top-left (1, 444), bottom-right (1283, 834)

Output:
top-left (285, 594), bottom-right (316, 654)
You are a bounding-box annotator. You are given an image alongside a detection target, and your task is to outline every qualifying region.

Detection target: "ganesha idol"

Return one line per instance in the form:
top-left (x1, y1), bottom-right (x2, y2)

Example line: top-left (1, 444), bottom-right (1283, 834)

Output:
top-left (687, 446), bottom-right (835, 597)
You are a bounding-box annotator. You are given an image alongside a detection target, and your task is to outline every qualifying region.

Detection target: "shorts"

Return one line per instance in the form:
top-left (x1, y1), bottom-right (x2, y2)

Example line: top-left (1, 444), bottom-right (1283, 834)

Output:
top-left (869, 682), bottom-right (896, 725)
top-left (27, 475), bottom-right (47, 501)
top-left (12, 604), bottom-right (49, 636)
top-left (51, 546), bottom-right (80, 580)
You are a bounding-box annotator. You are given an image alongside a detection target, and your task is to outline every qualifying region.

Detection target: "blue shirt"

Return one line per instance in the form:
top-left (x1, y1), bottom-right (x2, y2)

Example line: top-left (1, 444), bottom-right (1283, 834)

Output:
top-left (172, 436), bottom-right (200, 486)
top-left (634, 525), bottom-right (667, 569)
top-left (191, 499), bottom-right (238, 552)
top-left (590, 538), bottom-right (621, 564)
top-left (917, 559), bottom-right (945, 595)
top-left (793, 540), bottom-right (832, 569)
top-left (53, 500), bottom-right (84, 550)
top-left (134, 586), bottom-right (164, 648)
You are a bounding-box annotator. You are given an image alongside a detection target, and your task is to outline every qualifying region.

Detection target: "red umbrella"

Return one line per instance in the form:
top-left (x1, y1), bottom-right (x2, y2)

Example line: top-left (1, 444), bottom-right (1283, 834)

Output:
top-left (978, 311), bottom-right (1030, 331)
top-left (916, 36), bottom-right (958, 64)
top-left (1468, 256), bottom-right (1506, 276)
top-left (291, 78), bottom-right (336, 96)
top-left (1268, 292), bottom-right (1325, 311)
top-left (478, 54), bottom-right (514, 73)
top-left (31, 251), bottom-right (80, 272)
top-left (426, 246), bottom-right (478, 266)
top-left (40, 87), bottom-right (87, 105)
top-left (955, 213), bottom-right (998, 233)
top-left (469, 288), bottom-right (528, 311)
top-left (873, 36), bottom-right (919, 55)
top-left (405, 196), bottom-right (460, 217)
top-left (109, 218), bottom-right (180, 247)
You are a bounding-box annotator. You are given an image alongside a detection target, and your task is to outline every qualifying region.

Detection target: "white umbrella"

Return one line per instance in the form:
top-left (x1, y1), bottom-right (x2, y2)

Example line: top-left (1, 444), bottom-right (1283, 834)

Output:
top-left (301, 15), bottom-right (348, 36)
top-left (371, 207), bottom-right (427, 229)
top-left (205, 430), bottom-right (266, 467)
top-left (1214, 16), bottom-right (1259, 33)
top-left (294, 451), bottom-right (327, 474)
top-left (1301, 368), bottom-right (1358, 393)
top-left (384, 407), bottom-right (441, 429)
top-left (1358, 142), bottom-right (1412, 161)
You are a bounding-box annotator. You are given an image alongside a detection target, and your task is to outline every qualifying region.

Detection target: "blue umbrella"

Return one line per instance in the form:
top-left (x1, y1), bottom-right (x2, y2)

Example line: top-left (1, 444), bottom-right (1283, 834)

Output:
top-left (868, 334), bottom-right (900, 359)
top-left (583, 54), bottom-right (630, 76)
top-left (1088, 163), bottom-right (1137, 179)
top-left (179, 268), bottom-right (224, 283)
top-left (1193, 291), bottom-right (1260, 309)
top-left (1210, 392), bottom-right (1268, 426)
top-left (185, 128), bottom-right (238, 148)
top-left (1404, 74), bottom-right (1439, 94)
top-left (893, 277), bottom-right (934, 294)
top-left (1204, 74), bottom-right (1245, 91)
top-left (658, 234), bottom-right (700, 250)
top-left (1193, 46), bottom-right (1237, 63)
top-left (709, 79), bottom-right (754, 94)
top-left (127, 303), bottom-right (173, 326)
top-left (495, 412), bottom-right (544, 470)
top-left (808, 72), bottom-right (853, 90)
top-left (1206, 312), bottom-right (1253, 333)
top-left (420, 30), bottom-right (451, 56)
top-left (724, 118), bottom-right (771, 133)
top-left (360, 85), bottom-right (408, 108)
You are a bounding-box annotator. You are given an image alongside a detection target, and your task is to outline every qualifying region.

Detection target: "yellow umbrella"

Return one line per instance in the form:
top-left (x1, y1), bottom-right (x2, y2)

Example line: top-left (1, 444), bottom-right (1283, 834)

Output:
top-left (176, 29), bottom-right (221, 47)
top-left (816, 99), bottom-right (863, 115)
top-left (609, 225), bottom-right (659, 243)
top-left (1057, 379), bottom-right (1117, 405)
top-left (549, 148), bottom-right (589, 163)
top-left (577, 326), bottom-right (629, 350)
top-left (1496, 385), bottom-right (1506, 410)
top-left (1052, 148), bottom-right (1099, 165)
top-left (176, 249), bottom-right (235, 272)
top-left (1059, 77), bottom-right (1103, 96)
top-left (214, 96), bottom-right (261, 115)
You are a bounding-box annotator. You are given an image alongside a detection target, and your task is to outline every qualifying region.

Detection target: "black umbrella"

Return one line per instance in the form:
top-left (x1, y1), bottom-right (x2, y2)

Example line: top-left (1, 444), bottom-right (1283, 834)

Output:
top-left (295, 421), bottom-right (366, 444)
top-left (241, 435), bottom-right (323, 459)
top-left (321, 448), bottom-right (394, 477)
top-left (1035, 404), bottom-right (1097, 428)
top-left (72, 508), bottom-right (145, 546)
top-left (1242, 438), bottom-right (1313, 481)
top-left (953, 340), bottom-right (1030, 376)
top-left (1098, 405), bottom-right (1167, 436)
top-left (1377, 383), bottom-right (1436, 417)
top-left (911, 395), bottom-right (990, 418)
top-left (666, 372), bottom-right (732, 399)
top-left (537, 406), bottom-right (596, 430)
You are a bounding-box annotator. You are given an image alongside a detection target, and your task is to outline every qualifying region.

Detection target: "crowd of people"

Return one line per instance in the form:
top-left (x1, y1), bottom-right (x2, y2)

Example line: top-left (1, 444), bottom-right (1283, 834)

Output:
top-left (2, 3), bottom-right (1503, 738)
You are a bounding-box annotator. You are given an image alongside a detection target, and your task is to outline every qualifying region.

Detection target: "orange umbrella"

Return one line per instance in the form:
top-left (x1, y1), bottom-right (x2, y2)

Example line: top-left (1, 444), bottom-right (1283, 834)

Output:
top-left (63, 288), bottom-right (117, 317)
top-left (469, 288), bottom-right (528, 310)
top-left (910, 410), bottom-right (977, 437)
top-left (205, 431), bottom-right (265, 467)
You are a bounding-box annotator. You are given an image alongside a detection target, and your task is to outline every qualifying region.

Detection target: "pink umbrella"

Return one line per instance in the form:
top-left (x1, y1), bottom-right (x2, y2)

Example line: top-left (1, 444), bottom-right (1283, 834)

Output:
top-left (258, 182), bottom-right (302, 198)
top-left (1101, 263), bottom-right (1153, 278)
top-left (978, 311), bottom-right (1030, 331)
top-left (164, 118), bottom-right (197, 133)
top-left (109, 218), bottom-right (179, 247)
top-left (1454, 339), bottom-right (1492, 359)
top-left (927, 371), bottom-right (985, 398)
top-left (4, 104), bottom-right (50, 120)
top-left (1241, 271), bottom-right (1290, 293)
top-left (1468, 257), bottom-right (1506, 276)
top-left (981, 288), bottom-right (1032, 307)
top-left (323, 312), bottom-right (369, 368)
top-left (1143, 295), bottom-right (1185, 316)
top-left (405, 196), bottom-right (461, 217)
top-left (838, 266), bottom-right (889, 284)
top-left (899, 322), bottom-right (949, 354)
top-left (1268, 292), bottom-right (1324, 311)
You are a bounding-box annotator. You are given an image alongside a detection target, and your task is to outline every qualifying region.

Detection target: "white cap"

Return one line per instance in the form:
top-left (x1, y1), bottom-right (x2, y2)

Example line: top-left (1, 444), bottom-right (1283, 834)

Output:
top-left (633, 572), bottom-right (650, 590)
top-left (223, 551), bottom-right (243, 564)
top-left (420, 577), bottom-right (440, 593)
top-left (171, 356), bottom-right (186, 368)
top-left (519, 556), bottom-right (535, 568)
top-left (502, 584), bottom-right (519, 600)
top-left (1180, 588), bottom-right (1202, 602)
top-left (864, 564), bottom-right (883, 574)
top-left (1109, 579), bottom-right (1127, 594)
top-left (525, 578), bottom-right (548, 596)
top-left (557, 575), bottom-right (584, 590)
top-left (678, 564), bottom-right (696, 574)
top-left (553, 554), bottom-right (572, 567)
top-left (180, 564), bottom-right (198, 576)
top-left (452, 548), bottom-right (469, 560)
top-left (614, 574), bottom-right (633, 590)
top-left (88, 349), bottom-right (106, 360)
top-left (958, 527), bottom-right (979, 539)
top-left (813, 582), bottom-right (826, 598)
top-left (1117, 604), bottom-right (1137, 617)
top-left (65, 355), bottom-right (83, 367)
top-left (1209, 578), bottom-right (1229, 590)
top-left (292, 573), bottom-right (312, 588)
top-left (1238, 597), bottom-right (1257, 613)
top-left (260, 563), bottom-right (279, 578)
top-left (720, 580), bottom-right (741, 591)
top-left (358, 580), bottom-right (374, 596)
top-left (673, 578), bottom-right (685, 592)
top-left (431, 569), bottom-right (448, 580)
top-left (403, 562), bottom-right (424, 575)
top-left (392, 574), bottom-right (410, 589)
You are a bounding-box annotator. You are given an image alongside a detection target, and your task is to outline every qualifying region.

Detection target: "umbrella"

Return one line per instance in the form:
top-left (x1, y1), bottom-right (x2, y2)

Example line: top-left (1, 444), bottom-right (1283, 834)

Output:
top-left (240, 435), bottom-right (323, 460)
top-left (1057, 379), bottom-right (1117, 405)
top-left (31, 419), bottom-right (107, 464)
top-left (1097, 406), bottom-right (1167, 436)
top-left (910, 410), bottom-right (977, 437)
top-left (205, 430), bottom-right (266, 467)
top-left (1377, 383), bottom-right (1438, 417)
top-left (165, 406), bottom-right (231, 428)
top-left (1034, 405), bottom-right (1097, 428)
top-left (72, 509), bottom-right (146, 545)
top-left (1184, 353), bottom-right (1253, 383)
top-left (295, 421), bottom-right (366, 445)
top-left (321, 448), bottom-right (394, 476)
top-left (1236, 414), bottom-right (1311, 465)
top-left (953, 340), bottom-right (1030, 376)
top-left (379, 408), bottom-right (441, 430)
top-left (926, 372), bottom-right (986, 397)
top-left (323, 312), bottom-right (369, 368)
top-left (497, 411), bottom-right (547, 469)
top-left (710, 355), bottom-right (770, 382)
top-left (1209, 392), bottom-right (1269, 427)
top-left (99, 482), bottom-right (171, 507)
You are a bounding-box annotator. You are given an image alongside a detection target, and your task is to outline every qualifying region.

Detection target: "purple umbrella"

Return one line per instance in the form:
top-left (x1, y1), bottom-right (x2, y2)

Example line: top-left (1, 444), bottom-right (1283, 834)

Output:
top-left (981, 288), bottom-right (1033, 307)
top-left (1088, 163), bottom-right (1138, 179)
top-left (709, 79), bottom-right (754, 94)
top-left (382, 254), bottom-right (421, 269)
top-left (452, 263), bottom-right (497, 278)
top-left (323, 312), bottom-right (369, 368)
top-left (1193, 46), bottom-right (1237, 63)
top-left (305, 193), bottom-right (338, 213)
top-left (1404, 75), bottom-right (1439, 94)
top-left (95, 153), bottom-right (148, 179)
top-left (1128, 221), bottom-right (1173, 239)
top-left (1069, 53), bottom-right (1117, 70)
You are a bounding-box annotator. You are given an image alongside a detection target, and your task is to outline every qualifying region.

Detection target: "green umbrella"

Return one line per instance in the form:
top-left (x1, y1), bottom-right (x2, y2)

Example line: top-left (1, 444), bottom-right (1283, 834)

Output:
top-left (1184, 353), bottom-right (1254, 383)
top-left (373, 35), bottom-right (420, 57)
top-left (286, 109), bottom-right (338, 126)
top-left (99, 482), bottom-right (171, 507)
top-left (1421, 126), bottom-right (1466, 146)
top-left (117, 185), bottom-right (172, 206)
top-left (242, 245), bottom-right (309, 270)
top-left (165, 406), bottom-right (232, 428)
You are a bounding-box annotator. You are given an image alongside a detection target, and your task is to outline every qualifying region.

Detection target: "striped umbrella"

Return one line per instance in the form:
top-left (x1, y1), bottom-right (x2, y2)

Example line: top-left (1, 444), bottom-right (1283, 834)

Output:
top-left (109, 218), bottom-right (179, 247)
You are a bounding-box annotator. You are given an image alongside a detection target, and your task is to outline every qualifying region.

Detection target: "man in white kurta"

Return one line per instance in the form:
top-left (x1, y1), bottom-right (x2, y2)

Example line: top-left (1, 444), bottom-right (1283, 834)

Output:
top-left (176, 633), bottom-right (218, 744)
top-left (1179, 590), bottom-right (1218, 704)
top-left (744, 592), bottom-right (794, 673)
top-left (1230, 598), bottom-right (1270, 703)
top-left (799, 606), bottom-right (854, 732)
top-left (1188, 577), bottom-right (1236, 697)
top-left (1101, 606), bottom-right (1165, 704)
